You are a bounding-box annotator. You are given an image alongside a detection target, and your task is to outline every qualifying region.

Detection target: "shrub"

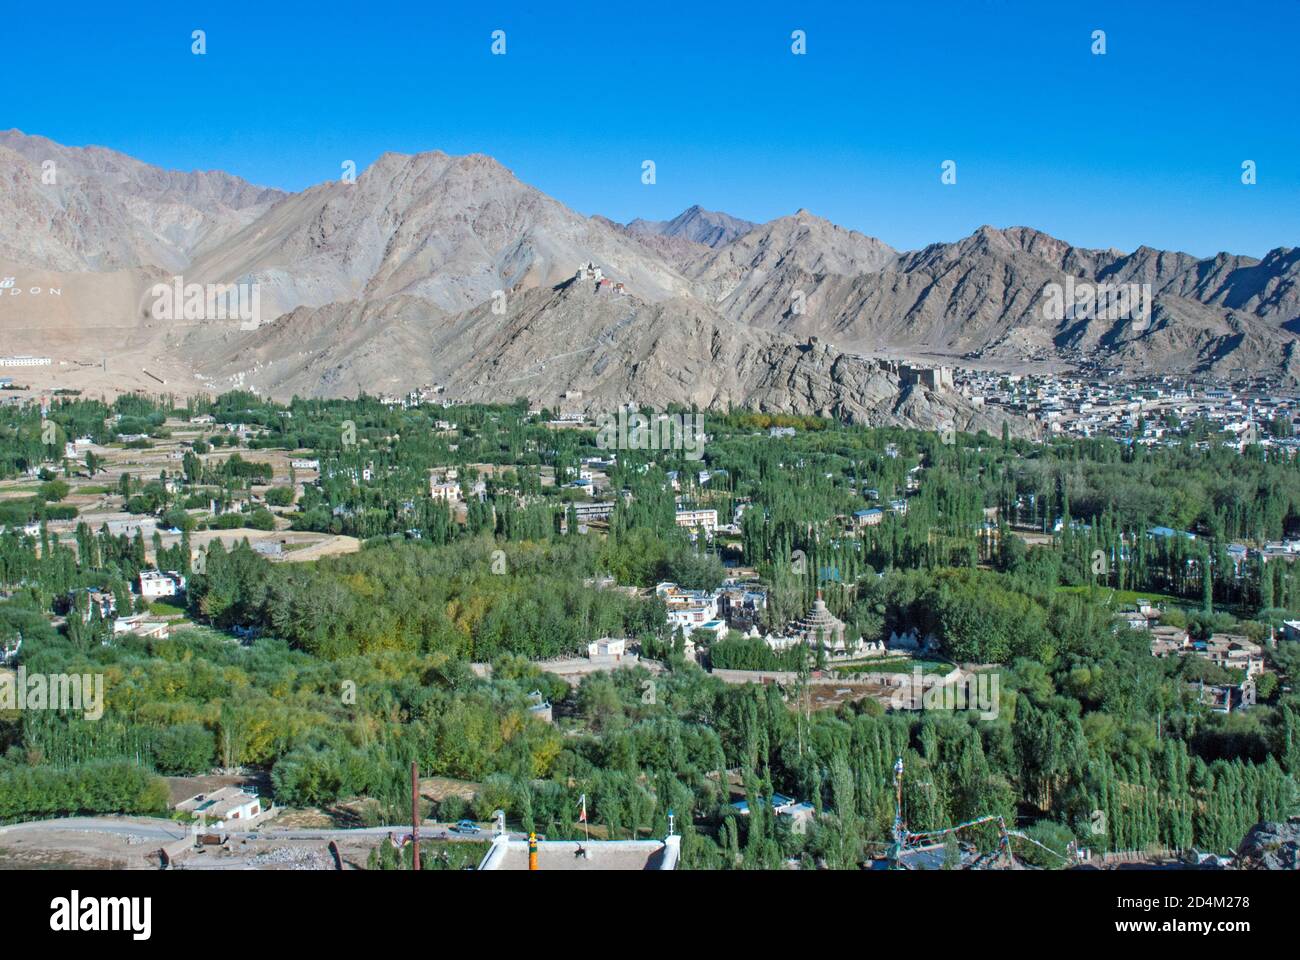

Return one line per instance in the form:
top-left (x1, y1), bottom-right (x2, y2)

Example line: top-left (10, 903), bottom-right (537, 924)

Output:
top-left (0, 761), bottom-right (170, 822)
top-left (151, 723), bottom-right (215, 776)
top-left (39, 480), bottom-right (69, 502)
top-left (265, 487), bottom-right (296, 507)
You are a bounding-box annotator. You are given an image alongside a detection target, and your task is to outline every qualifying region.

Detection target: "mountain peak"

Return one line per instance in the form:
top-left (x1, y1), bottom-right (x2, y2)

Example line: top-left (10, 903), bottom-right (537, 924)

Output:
top-left (3, 131), bottom-right (1298, 401)
top-left (626, 205), bottom-right (755, 248)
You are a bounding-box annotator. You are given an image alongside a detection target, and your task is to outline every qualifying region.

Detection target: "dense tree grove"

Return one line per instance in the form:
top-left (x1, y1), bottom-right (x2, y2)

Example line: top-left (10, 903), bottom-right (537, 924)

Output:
top-left (188, 538), bottom-right (663, 661)
top-left (2, 391), bottom-right (1298, 865)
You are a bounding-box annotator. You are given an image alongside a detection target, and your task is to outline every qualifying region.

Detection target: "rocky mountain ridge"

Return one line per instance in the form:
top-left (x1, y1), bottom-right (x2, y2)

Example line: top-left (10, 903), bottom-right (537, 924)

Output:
top-left (2, 130), bottom-right (1296, 429)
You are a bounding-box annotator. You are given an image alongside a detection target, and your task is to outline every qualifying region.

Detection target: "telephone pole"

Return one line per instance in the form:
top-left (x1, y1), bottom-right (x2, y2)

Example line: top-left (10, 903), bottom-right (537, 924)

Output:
top-left (411, 761), bottom-right (421, 871)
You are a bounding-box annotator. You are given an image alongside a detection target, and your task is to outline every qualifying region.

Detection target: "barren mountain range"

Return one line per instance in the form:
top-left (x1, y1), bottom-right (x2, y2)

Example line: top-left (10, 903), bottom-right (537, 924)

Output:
top-left (2, 130), bottom-right (1297, 434)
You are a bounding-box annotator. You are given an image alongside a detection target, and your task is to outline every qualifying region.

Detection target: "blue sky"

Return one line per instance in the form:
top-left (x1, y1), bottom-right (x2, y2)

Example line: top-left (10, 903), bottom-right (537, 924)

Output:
top-left (3, 0), bottom-right (1296, 257)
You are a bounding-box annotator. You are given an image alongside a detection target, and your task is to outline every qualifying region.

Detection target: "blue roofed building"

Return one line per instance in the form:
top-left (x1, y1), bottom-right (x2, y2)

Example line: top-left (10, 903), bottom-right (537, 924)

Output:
top-left (854, 507), bottom-right (884, 528)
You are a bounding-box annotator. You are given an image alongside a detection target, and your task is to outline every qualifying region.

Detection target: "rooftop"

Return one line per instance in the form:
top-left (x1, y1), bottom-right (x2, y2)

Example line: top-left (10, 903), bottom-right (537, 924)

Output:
top-left (478, 835), bottom-right (680, 870)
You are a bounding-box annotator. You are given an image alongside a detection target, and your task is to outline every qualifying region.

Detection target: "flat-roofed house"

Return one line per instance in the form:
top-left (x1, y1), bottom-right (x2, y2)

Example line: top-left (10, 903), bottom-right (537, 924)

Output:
top-left (1191, 678), bottom-right (1257, 713)
top-left (1199, 634), bottom-right (1266, 677)
top-left (657, 582), bottom-right (721, 635)
top-left (587, 637), bottom-right (627, 660)
top-left (675, 508), bottom-right (718, 534)
top-left (176, 786), bottom-right (268, 827)
top-left (430, 477), bottom-right (461, 502)
top-left (478, 831), bottom-right (679, 870)
top-left (854, 508), bottom-right (884, 528)
top-left (138, 569), bottom-right (186, 600)
top-left (1149, 625), bottom-right (1191, 657)
top-left (573, 501), bottom-right (615, 523)
top-left (112, 615), bottom-right (170, 641)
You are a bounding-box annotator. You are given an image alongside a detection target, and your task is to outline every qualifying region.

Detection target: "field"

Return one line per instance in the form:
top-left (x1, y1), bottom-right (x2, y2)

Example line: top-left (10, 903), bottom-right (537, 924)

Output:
top-left (1056, 586), bottom-right (1192, 608)
top-left (833, 657), bottom-right (952, 675)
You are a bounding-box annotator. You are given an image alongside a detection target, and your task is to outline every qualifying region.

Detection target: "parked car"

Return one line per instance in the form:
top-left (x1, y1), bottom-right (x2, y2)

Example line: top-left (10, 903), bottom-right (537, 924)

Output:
top-left (451, 819), bottom-right (481, 834)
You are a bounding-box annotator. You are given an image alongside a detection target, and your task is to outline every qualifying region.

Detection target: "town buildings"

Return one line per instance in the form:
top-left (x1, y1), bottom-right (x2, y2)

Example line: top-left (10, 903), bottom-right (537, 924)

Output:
top-left (138, 569), bottom-right (186, 601)
top-left (587, 637), bottom-right (627, 659)
top-left (429, 477), bottom-right (461, 502)
top-left (67, 587), bottom-right (116, 621)
top-left (657, 582), bottom-right (722, 637)
top-left (1192, 678), bottom-right (1257, 713)
top-left (478, 830), bottom-right (679, 870)
top-left (176, 785), bottom-right (268, 827)
top-left (675, 508), bottom-right (718, 534)
top-left (853, 507), bottom-right (884, 528)
top-left (113, 615), bottom-right (170, 641)
top-left (731, 793), bottom-right (817, 834)
top-left (573, 501), bottom-right (615, 524)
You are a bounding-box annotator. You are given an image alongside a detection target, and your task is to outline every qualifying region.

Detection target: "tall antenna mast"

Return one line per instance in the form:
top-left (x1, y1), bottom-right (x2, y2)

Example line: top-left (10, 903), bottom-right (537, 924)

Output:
top-left (892, 756), bottom-right (905, 852)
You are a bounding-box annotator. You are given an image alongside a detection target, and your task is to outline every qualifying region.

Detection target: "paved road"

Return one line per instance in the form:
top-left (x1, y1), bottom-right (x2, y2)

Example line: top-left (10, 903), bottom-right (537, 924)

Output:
top-left (0, 816), bottom-right (513, 843)
top-left (0, 817), bottom-right (190, 842)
